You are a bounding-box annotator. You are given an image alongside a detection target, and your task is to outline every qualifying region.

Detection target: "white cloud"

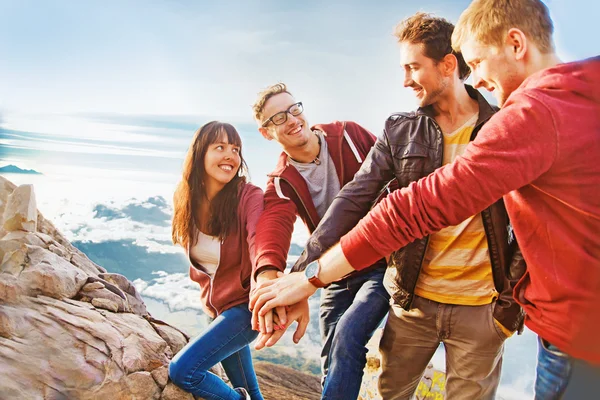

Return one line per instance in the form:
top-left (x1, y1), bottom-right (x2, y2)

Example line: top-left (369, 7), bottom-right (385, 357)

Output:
top-left (135, 272), bottom-right (204, 312)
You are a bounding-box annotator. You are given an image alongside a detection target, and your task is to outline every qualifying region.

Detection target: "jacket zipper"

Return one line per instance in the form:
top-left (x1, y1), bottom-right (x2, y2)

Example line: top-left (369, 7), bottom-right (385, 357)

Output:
top-left (338, 123), bottom-right (346, 185)
top-left (481, 209), bottom-right (501, 296)
top-left (276, 175), bottom-right (318, 229)
top-left (408, 117), bottom-right (443, 309)
top-left (194, 240), bottom-right (222, 317)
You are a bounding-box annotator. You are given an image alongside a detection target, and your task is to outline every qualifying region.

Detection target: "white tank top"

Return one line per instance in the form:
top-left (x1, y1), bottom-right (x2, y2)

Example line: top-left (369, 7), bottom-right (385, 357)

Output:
top-left (189, 231), bottom-right (221, 277)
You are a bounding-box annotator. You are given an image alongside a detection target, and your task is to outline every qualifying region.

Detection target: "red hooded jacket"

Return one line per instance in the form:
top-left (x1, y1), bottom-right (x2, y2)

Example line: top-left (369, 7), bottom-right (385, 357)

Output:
top-left (188, 182), bottom-right (263, 318)
top-left (254, 121), bottom-right (381, 277)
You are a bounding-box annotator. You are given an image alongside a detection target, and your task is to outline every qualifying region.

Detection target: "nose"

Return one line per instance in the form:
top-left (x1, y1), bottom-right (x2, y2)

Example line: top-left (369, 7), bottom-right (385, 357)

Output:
top-left (286, 112), bottom-right (299, 126)
top-left (403, 71), bottom-right (413, 88)
top-left (471, 70), bottom-right (484, 89)
top-left (224, 148), bottom-right (235, 159)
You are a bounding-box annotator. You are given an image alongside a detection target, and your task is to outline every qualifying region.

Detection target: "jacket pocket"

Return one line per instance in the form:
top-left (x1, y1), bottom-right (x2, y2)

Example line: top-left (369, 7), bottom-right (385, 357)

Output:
top-left (392, 142), bottom-right (428, 186)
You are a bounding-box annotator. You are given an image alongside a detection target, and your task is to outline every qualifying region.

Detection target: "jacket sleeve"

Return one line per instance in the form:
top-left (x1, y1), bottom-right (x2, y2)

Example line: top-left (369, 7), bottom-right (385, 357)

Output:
top-left (291, 127), bottom-right (396, 272)
top-left (253, 177), bottom-right (298, 279)
top-left (346, 120), bottom-right (399, 202)
top-left (340, 91), bottom-right (558, 270)
top-left (243, 185), bottom-right (264, 266)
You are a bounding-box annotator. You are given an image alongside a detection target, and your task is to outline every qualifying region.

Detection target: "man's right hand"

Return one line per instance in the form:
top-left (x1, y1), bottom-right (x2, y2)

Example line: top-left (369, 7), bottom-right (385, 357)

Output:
top-left (252, 269), bottom-right (287, 333)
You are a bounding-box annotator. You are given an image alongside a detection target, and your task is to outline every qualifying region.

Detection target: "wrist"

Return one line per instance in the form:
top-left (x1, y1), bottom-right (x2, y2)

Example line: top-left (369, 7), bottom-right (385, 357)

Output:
top-left (304, 260), bottom-right (329, 288)
top-left (303, 276), bottom-right (320, 294)
top-left (256, 269), bottom-right (279, 282)
top-left (255, 266), bottom-right (280, 281)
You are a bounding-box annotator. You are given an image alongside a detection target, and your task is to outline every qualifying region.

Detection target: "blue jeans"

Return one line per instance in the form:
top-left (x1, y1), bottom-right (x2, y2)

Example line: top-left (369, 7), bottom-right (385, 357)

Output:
top-left (168, 304), bottom-right (264, 400)
top-left (319, 266), bottom-right (390, 400)
top-left (535, 336), bottom-right (600, 400)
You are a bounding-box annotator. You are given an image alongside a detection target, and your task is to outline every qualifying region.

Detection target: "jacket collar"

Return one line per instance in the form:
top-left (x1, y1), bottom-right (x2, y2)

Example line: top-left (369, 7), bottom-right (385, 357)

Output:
top-left (416, 84), bottom-right (497, 128)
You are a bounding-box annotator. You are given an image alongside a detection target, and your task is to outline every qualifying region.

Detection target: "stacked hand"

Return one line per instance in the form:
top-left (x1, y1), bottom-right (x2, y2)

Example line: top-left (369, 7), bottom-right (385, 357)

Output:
top-left (249, 270), bottom-right (318, 349)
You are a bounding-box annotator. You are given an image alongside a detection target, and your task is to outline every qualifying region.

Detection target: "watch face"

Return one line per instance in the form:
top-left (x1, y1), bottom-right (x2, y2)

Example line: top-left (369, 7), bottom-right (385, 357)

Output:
top-left (305, 261), bottom-right (319, 278)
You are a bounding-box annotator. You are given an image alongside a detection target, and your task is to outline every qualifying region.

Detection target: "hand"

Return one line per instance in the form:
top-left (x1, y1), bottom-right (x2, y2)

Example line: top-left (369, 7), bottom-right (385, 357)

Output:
top-left (252, 270), bottom-right (288, 333)
top-left (254, 300), bottom-right (310, 350)
top-left (249, 271), bottom-right (317, 323)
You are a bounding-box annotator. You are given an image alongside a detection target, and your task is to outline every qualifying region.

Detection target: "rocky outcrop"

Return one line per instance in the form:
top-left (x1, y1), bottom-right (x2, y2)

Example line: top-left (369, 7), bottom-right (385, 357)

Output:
top-left (255, 362), bottom-right (321, 400)
top-left (0, 177), bottom-right (216, 399)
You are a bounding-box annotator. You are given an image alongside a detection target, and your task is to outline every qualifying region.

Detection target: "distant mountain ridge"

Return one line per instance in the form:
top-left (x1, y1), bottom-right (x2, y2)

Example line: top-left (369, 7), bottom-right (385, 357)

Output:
top-left (0, 164), bottom-right (42, 175)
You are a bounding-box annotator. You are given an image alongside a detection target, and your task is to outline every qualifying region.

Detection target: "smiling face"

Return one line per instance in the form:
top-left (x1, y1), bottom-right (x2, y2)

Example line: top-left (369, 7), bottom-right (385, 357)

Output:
top-left (460, 37), bottom-right (525, 106)
top-left (400, 41), bottom-right (449, 107)
top-left (258, 92), bottom-right (312, 152)
top-left (203, 132), bottom-right (241, 190)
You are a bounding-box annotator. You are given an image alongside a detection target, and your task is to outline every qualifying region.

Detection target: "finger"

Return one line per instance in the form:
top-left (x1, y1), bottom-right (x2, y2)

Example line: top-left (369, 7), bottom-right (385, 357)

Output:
top-left (251, 305), bottom-right (259, 330)
top-left (276, 305), bottom-right (287, 325)
top-left (249, 285), bottom-right (276, 310)
top-left (259, 297), bottom-right (284, 316)
top-left (264, 310), bottom-right (273, 334)
top-left (293, 315), bottom-right (309, 344)
top-left (265, 328), bottom-right (286, 347)
top-left (259, 310), bottom-right (266, 334)
top-left (254, 292), bottom-right (277, 317)
top-left (254, 332), bottom-right (271, 351)
top-left (252, 304), bottom-right (263, 331)
top-left (272, 311), bottom-right (280, 329)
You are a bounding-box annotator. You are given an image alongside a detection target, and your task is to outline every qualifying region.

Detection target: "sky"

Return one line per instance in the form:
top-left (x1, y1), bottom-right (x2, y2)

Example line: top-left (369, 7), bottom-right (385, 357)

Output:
top-left (1, 0), bottom-right (598, 126)
top-left (1, 1), bottom-right (598, 398)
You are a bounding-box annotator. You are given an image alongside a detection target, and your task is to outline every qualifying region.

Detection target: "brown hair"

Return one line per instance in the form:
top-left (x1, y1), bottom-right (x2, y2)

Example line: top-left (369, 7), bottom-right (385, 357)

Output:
top-left (252, 83), bottom-right (292, 123)
top-left (394, 12), bottom-right (471, 80)
top-left (452, 0), bottom-right (554, 54)
top-left (172, 121), bottom-right (248, 248)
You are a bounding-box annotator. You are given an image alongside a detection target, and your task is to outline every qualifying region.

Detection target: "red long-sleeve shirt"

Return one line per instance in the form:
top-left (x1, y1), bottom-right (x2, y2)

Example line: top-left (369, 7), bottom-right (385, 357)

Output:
top-left (341, 57), bottom-right (600, 364)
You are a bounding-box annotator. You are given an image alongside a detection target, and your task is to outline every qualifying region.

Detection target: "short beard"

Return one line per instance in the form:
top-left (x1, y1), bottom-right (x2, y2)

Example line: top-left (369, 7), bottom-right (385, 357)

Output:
top-left (419, 80), bottom-right (448, 107)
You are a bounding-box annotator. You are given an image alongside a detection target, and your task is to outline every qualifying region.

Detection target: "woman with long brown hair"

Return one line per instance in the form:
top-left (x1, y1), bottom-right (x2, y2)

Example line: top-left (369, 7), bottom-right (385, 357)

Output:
top-left (168, 121), bottom-right (264, 400)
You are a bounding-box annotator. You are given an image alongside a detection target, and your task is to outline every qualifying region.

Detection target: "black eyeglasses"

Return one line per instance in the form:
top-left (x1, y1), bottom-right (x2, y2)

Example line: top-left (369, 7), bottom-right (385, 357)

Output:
top-left (261, 102), bottom-right (304, 127)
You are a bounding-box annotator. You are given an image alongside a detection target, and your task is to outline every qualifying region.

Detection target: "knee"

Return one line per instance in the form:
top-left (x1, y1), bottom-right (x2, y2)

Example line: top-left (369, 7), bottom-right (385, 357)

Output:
top-left (168, 359), bottom-right (206, 390)
top-left (330, 328), bottom-right (368, 361)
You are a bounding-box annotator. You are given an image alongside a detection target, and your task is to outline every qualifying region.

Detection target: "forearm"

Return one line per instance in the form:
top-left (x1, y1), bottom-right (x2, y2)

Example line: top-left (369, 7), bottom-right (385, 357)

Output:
top-left (317, 243), bottom-right (356, 285)
top-left (254, 190), bottom-right (297, 278)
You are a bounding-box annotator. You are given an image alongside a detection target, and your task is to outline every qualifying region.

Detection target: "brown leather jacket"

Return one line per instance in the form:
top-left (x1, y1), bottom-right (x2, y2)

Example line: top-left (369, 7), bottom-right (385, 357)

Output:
top-left (293, 85), bottom-right (525, 333)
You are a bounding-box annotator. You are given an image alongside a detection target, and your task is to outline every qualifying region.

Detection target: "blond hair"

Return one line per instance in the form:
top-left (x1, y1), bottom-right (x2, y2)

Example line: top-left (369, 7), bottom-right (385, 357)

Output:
top-left (252, 83), bottom-right (292, 123)
top-left (452, 0), bottom-right (554, 53)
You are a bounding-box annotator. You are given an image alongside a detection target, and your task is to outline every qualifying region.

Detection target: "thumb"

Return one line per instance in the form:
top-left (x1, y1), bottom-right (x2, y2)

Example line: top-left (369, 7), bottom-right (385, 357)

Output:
top-left (293, 316), bottom-right (309, 344)
top-left (276, 271), bottom-right (284, 278)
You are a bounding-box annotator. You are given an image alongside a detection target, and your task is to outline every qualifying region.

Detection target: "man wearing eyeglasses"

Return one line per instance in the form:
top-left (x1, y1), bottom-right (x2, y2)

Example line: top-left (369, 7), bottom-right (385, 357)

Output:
top-left (250, 83), bottom-right (390, 399)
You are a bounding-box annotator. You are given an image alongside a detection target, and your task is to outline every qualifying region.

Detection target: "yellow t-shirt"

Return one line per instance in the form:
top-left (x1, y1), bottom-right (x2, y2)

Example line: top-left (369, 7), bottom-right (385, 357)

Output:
top-left (414, 114), bottom-right (498, 305)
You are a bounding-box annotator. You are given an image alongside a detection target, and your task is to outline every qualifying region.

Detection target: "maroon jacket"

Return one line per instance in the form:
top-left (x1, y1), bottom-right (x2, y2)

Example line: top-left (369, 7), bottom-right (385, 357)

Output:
top-left (188, 182), bottom-right (263, 318)
top-left (254, 121), bottom-right (382, 277)
top-left (341, 58), bottom-right (600, 364)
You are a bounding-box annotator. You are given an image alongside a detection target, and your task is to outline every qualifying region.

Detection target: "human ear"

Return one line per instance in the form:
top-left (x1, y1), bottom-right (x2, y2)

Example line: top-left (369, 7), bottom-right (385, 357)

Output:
top-left (443, 53), bottom-right (458, 77)
top-left (258, 127), bottom-right (272, 140)
top-left (505, 28), bottom-right (527, 61)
